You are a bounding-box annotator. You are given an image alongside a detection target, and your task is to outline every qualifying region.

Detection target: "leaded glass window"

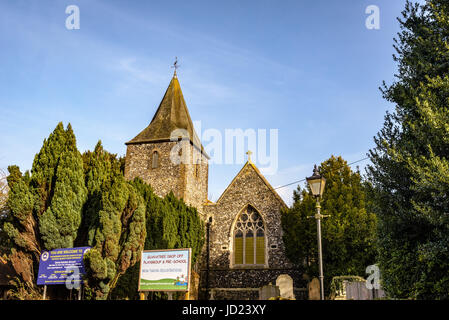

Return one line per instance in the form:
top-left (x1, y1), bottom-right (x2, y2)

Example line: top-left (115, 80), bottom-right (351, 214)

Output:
top-left (233, 206), bottom-right (265, 266)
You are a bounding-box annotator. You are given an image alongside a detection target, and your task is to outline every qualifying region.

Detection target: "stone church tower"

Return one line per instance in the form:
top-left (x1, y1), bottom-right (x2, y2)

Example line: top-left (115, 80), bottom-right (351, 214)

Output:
top-left (124, 73), bottom-right (209, 213)
top-left (124, 72), bottom-right (306, 300)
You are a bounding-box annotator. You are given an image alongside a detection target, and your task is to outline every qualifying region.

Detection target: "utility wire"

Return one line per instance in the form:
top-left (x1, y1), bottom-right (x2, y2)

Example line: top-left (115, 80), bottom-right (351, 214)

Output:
top-left (273, 157), bottom-right (370, 190)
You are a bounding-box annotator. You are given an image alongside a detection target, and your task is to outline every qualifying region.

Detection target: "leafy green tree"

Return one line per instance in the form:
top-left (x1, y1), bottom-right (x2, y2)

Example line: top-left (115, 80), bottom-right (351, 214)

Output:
top-left (367, 0), bottom-right (449, 299)
top-left (282, 156), bottom-right (377, 297)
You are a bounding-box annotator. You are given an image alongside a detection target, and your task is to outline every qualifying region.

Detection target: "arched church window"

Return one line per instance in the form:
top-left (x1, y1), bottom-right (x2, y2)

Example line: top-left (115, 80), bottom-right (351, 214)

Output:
top-left (233, 206), bottom-right (265, 266)
top-left (151, 151), bottom-right (159, 169)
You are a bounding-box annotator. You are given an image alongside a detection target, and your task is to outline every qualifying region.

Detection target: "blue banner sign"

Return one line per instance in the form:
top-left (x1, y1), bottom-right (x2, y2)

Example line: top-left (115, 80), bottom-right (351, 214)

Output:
top-left (37, 247), bottom-right (91, 286)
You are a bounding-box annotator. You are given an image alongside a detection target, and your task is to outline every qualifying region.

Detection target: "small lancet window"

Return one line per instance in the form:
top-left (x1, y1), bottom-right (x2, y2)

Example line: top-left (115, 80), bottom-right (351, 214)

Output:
top-left (151, 151), bottom-right (159, 169)
top-left (195, 163), bottom-right (200, 179)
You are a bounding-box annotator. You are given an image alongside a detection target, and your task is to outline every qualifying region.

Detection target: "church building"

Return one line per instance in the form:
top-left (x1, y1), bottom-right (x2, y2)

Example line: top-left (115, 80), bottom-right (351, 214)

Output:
top-left (124, 71), bottom-right (306, 300)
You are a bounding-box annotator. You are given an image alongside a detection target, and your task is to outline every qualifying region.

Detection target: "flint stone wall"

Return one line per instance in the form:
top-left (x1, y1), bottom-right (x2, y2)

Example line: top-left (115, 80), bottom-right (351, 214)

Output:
top-left (200, 163), bottom-right (305, 299)
top-left (208, 288), bottom-right (307, 300)
top-left (124, 140), bottom-right (208, 214)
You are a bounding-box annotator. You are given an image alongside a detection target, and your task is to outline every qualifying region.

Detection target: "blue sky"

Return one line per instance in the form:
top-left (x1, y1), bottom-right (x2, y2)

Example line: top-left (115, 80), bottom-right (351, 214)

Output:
top-left (0, 0), bottom-right (412, 205)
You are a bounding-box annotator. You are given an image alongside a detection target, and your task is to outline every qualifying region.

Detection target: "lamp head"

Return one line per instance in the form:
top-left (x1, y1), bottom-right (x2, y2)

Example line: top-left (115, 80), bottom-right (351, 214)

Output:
top-left (306, 165), bottom-right (326, 197)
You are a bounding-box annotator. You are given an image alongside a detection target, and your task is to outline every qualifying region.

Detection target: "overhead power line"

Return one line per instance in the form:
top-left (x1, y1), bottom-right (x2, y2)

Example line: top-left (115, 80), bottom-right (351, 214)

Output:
top-left (273, 157), bottom-right (370, 191)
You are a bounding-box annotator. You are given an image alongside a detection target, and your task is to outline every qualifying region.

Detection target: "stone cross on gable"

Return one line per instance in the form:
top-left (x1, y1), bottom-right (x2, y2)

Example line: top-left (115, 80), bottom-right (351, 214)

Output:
top-left (246, 150), bottom-right (253, 162)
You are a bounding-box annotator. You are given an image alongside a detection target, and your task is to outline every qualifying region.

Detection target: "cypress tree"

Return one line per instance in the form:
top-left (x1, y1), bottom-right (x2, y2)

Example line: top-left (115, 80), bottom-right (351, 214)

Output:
top-left (111, 180), bottom-right (205, 300)
top-left (2, 123), bottom-right (204, 299)
top-left (38, 132), bottom-right (87, 249)
top-left (81, 144), bottom-right (147, 300)
top-left (2, 166), bottom-right (39, 288)
top-left (76, 141), bottom-right (121, 247)
top-left (2, 122), bottom-right (87, 291)
top-left (130, 179), bottom-right (204, 263)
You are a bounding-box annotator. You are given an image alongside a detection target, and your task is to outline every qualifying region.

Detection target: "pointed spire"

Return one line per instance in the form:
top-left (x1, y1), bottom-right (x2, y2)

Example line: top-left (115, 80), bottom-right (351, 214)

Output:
top-left (126, 71), bottom-right (207, 157)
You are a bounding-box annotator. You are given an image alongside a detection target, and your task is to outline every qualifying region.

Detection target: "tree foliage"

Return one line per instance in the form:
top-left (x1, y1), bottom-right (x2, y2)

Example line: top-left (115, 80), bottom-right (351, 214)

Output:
top-left (37, 126), bottom-right (87, 250)
top-left (129, 181), bottom-right (205, 261)
top-left (1, 123), bottom-right (205, 300)
top-left (282, 156), bottom-right (377, 297)
top-left (111, 180), bottom-right (204, 300)
top-left (1, 123), bottom-right (87, 292)
top-left (367, 0), bottom-right (449, 299)
top-left (79, 142), bottom-right (147, 300)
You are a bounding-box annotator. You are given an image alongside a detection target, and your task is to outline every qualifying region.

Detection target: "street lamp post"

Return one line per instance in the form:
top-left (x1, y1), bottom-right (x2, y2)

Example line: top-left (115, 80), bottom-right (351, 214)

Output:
top-left (306, 165), bottom-right (329, 300)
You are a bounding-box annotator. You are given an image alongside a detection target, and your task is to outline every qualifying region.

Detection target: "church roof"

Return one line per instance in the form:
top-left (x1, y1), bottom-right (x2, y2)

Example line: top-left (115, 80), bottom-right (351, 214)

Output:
top-left (214, 160), bottom-right (288, 208)
top-left (125, 74), bottom-right (207, 157)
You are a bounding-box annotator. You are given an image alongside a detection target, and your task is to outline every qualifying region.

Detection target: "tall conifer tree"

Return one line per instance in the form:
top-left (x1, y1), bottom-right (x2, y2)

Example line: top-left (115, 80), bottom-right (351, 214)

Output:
top-left (38, 124), bottom-right (87, 250)
top-left (81, 142), bottom-right (146, 300)
top-left (111, 180), bottom-right (205, 300)
top-left (282, 156), bottom-right (377, 297)
top-left (367, 0), bottom-right (449, 299)
top-left (2, 122), bottom-right (87, 291)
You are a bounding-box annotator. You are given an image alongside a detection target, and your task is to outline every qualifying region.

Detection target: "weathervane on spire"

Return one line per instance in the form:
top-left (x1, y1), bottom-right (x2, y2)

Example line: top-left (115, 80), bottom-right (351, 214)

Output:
top-left (172, 56), bottom-right (179, 77)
